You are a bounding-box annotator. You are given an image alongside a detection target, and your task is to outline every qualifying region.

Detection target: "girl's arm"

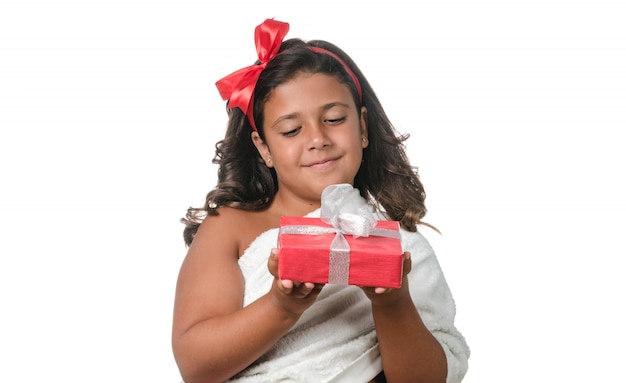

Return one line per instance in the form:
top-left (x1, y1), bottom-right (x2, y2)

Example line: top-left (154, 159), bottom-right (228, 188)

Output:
top-left (171, 209), bottom-right (322, 383)
top-left (363, 253), bottom-right (448, 383)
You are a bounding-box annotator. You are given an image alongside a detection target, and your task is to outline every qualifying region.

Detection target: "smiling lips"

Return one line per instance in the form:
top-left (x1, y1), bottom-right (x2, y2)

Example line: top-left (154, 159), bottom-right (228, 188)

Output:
top-left (305, 157), bottom-right (339, 168)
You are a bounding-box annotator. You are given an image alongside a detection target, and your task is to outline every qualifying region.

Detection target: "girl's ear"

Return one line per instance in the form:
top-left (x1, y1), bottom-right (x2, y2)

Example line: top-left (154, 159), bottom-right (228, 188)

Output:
top-left (359, 106), bottom-right (369, 148)
top-left (251, 131), bottom-right (274, 168)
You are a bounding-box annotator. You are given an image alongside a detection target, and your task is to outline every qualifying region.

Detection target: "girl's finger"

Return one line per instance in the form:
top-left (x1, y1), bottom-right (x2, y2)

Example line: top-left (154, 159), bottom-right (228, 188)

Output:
top-left (374, 287), bottom-right (389, 294)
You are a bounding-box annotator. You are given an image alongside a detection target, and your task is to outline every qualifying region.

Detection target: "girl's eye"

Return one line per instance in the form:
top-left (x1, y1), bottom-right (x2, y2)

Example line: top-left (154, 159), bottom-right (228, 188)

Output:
top-left (325, 117), bottom-right (346, 125)
top-left (281, 127), bottom-right (301, 137)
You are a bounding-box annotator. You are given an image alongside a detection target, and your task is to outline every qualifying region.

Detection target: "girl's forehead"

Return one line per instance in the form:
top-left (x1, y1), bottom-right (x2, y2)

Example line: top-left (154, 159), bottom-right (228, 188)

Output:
top-left (266, 72), bottom-right (354, 107)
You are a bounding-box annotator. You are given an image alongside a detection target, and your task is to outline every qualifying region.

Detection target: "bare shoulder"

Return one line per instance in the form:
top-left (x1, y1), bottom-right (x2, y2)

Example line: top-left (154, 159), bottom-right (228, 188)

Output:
top-left (196, 207), bottom-right (279, 257)
top-left (172, 207), bottom-right (279, 336)
top-left (181, 206), bottom-right (277, 277)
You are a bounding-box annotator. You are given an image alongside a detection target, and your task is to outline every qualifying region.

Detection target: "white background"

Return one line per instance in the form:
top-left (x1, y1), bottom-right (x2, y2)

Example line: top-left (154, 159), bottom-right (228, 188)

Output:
top-left (1, 0), bottom-right (625, 381)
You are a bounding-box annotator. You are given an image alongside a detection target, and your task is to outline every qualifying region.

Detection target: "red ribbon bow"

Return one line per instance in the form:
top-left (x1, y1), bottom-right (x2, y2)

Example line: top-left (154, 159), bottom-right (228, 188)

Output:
top-left (215, 19), bottom-right (290, 131)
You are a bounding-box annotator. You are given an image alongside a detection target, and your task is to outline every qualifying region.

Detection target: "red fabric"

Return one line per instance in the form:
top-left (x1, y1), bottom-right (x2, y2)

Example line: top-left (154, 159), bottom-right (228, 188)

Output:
top-left (278, 217), bottom-right (404, 288)
top-left (215, 19), bottom-right (289, 131)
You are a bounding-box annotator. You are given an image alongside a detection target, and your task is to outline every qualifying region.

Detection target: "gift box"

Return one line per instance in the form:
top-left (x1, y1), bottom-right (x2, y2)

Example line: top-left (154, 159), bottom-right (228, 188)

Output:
top-left (277, 216), bottom-right (404, 288)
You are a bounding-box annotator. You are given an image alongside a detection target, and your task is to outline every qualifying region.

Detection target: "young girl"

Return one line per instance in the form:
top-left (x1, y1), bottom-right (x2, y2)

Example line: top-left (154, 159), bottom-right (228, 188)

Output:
top-left (172, 19), bottom-right (469, 383)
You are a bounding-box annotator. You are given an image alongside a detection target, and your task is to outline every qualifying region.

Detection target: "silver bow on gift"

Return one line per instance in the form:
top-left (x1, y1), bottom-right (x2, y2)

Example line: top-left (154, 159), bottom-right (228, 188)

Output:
top-left (320, 184), bottom-right (377, 284)
top-left (320, 183), bottom-right (378, 238)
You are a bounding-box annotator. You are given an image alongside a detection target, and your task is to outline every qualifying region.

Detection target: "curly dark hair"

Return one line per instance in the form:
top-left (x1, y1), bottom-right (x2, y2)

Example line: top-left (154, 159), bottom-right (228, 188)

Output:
top-left (182, 38), bottom-right (429, 246)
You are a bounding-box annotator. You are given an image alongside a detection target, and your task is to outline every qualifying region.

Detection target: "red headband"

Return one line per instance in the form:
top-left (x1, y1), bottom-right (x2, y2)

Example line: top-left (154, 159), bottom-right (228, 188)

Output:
top-left (215, 19), bottom-right (362, 131)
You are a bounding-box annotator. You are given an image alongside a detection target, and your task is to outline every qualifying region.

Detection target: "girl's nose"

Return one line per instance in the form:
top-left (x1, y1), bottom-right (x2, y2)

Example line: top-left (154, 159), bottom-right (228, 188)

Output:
top-left (306, 123), bottom-right (330, 150)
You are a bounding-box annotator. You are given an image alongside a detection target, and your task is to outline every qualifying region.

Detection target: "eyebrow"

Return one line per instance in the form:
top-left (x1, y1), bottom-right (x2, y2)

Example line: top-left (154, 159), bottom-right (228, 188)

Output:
top-left (269, 102), bottom-right (352, 129)
top-left (270, 113), bottom-right (299, 130)
top-left (321, 101), bottom-right (351, 111)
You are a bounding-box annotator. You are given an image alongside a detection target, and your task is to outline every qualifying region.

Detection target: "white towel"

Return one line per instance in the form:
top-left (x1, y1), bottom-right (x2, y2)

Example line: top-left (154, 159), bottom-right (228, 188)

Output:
top-left (230, 209), bottom-right (469, 383)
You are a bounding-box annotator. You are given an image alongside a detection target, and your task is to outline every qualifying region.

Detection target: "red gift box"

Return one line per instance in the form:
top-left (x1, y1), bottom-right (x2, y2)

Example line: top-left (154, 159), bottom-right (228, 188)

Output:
top-left (277, 216), bottom-right (404, 288)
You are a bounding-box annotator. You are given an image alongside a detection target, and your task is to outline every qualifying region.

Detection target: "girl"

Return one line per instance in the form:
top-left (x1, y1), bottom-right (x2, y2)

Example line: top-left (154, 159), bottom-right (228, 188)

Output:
top-left (172, 19), bottom-right (469, 383)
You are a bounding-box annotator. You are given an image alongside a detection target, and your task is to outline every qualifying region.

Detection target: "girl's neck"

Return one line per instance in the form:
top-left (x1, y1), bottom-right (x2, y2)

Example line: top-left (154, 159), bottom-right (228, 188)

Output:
top-left (270, 191), bottom-right (321, 217)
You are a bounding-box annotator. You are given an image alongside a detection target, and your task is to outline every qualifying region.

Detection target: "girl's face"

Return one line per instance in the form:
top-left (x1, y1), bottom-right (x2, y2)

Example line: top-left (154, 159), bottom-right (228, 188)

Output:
top-left (252, 72), bottom-right (368, 208)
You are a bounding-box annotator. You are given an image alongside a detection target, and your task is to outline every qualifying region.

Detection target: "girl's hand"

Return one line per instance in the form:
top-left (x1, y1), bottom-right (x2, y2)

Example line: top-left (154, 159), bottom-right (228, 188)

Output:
top-left (267, 249), bottom-right (325, 316)
top-left (360, 252), bottom-right (412, 306)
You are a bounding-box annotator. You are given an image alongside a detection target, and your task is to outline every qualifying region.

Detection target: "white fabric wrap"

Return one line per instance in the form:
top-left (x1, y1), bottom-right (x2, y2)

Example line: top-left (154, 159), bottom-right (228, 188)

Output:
top-left (230, 186), bottom-right (470, 383)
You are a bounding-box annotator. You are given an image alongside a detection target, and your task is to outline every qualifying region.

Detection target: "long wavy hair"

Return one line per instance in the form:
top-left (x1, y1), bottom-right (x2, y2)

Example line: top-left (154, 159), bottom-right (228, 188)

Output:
top-left (182, 38), bottom-right (429, 246)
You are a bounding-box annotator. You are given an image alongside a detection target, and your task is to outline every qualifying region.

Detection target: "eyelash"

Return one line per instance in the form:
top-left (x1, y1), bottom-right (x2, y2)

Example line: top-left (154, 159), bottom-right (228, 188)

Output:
top-left (281, 127), bottom-right (301, 137)
top-left (326, 117), bottom-right (346, 125)
top-left (280, 117), bottom-right (347, 137)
